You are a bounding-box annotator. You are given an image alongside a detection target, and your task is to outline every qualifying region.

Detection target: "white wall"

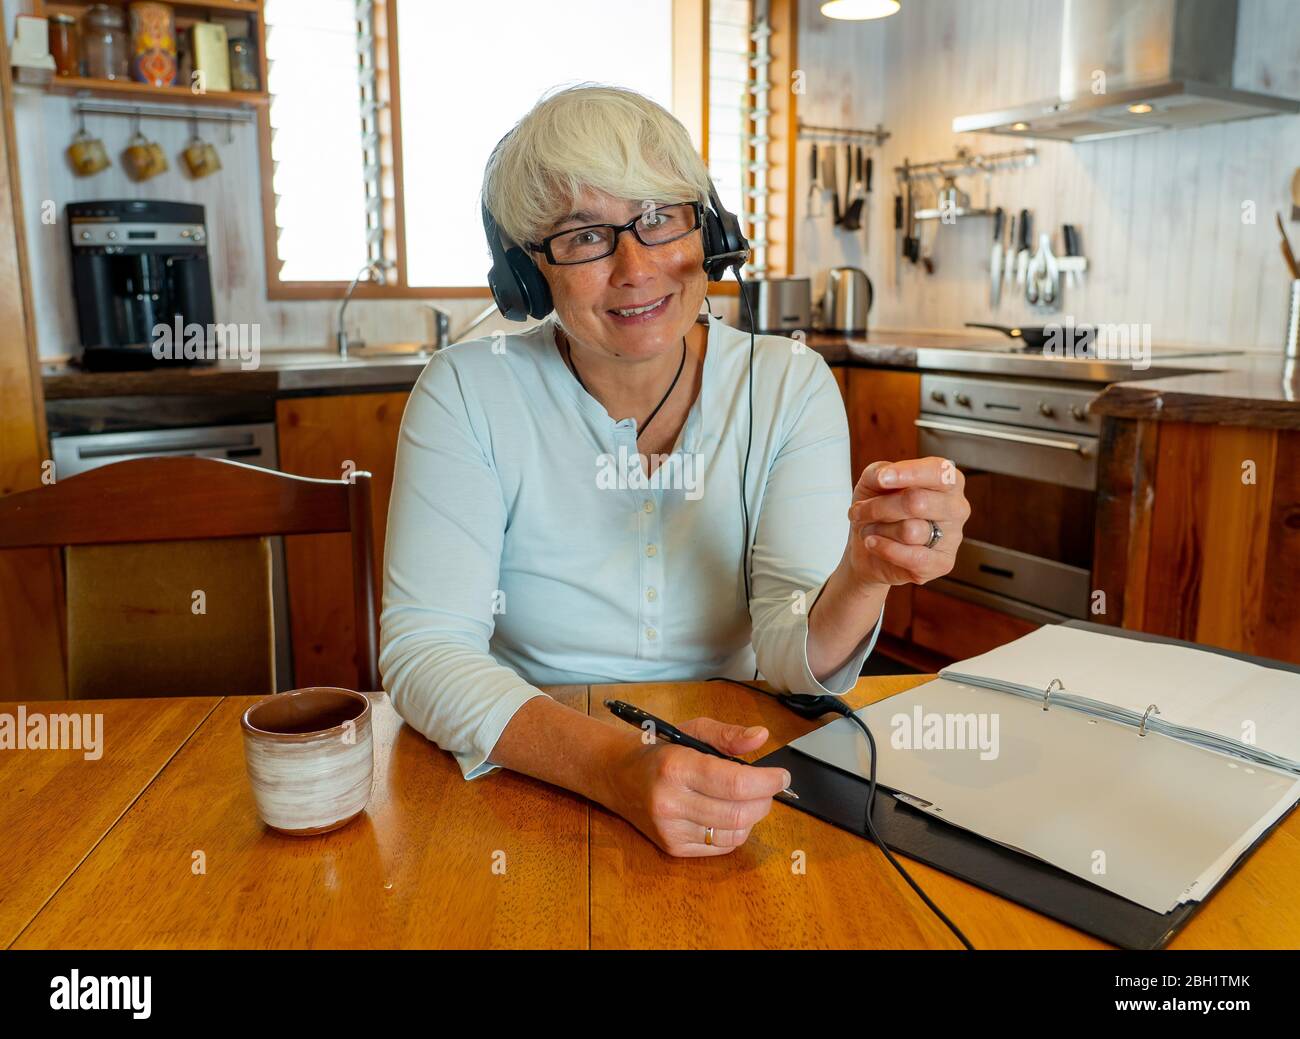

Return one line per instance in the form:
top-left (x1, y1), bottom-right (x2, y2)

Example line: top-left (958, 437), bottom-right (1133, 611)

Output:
top-left (795, 0), bottom-right (1300, 352)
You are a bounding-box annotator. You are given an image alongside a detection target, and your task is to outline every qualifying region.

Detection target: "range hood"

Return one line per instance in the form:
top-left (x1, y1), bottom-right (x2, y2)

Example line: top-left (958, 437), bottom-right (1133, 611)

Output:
top-left (954, 0), bottom-right (1300, 143)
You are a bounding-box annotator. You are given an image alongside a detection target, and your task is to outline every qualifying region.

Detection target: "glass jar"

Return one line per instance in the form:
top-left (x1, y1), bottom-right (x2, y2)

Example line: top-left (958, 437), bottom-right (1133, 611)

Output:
top-left (49, 14), bottom-right (81, 77)
top-left (228, 36), bottom-right (258, 92)
top-left (82, 4), bottom-right (129, 81)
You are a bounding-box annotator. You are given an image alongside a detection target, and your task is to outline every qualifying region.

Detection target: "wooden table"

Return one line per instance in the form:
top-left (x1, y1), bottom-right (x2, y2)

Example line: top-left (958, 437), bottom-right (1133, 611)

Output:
top-left (5, 676), bottom-right (1298, 949)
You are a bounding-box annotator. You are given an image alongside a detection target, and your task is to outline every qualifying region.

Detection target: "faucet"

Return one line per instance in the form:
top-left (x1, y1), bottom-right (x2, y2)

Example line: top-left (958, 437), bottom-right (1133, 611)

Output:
top-left (336, 259), bottom-right (396, 358)
top-left (424, 301), bottom-right (502, 350)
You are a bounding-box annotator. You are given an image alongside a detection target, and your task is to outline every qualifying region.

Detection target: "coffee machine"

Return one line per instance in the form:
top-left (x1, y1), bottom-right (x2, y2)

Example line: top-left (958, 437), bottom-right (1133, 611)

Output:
top-left (68, 200), bottom-right (215, 370)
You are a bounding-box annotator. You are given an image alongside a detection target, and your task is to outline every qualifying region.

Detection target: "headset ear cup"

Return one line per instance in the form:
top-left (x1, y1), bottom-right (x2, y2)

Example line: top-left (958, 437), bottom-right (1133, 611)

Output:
top-left (506, 246), bottom-right (552, 319)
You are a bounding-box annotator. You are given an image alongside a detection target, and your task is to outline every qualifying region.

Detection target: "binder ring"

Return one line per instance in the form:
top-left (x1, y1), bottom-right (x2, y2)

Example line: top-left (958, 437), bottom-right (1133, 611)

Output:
top-left (1042, 678), bottom-right (1063, 711)
top-left (1139, 703), bottom-right (1161, 737)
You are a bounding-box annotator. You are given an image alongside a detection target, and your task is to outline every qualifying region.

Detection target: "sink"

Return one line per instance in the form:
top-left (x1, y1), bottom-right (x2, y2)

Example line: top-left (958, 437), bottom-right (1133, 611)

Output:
top-left (349, 341), bottom-right (434, 358)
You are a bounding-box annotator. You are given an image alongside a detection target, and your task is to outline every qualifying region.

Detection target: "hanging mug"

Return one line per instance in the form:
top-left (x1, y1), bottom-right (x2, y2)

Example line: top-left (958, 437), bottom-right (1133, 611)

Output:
top-left (123, 130), bottom-right (167, 180)
top-left (67, 129), bottom-right (111, 176)
top-left (181, 134), bottom-right (221, 178)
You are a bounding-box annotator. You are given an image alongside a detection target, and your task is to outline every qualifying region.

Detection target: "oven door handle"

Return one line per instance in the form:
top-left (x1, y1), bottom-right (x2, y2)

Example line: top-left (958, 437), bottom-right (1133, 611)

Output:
top-left (913, 417), bottom-right (1093, 456)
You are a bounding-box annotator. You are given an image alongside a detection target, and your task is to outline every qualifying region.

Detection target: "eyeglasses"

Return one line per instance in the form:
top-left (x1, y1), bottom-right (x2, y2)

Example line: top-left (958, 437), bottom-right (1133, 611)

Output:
top-left (529, 201), bottom-right (702, 265)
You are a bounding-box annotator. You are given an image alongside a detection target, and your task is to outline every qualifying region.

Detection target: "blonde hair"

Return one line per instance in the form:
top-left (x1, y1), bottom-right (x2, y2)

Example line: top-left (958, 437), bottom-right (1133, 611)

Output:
top-left (482, 83), bottom-right (713, 247)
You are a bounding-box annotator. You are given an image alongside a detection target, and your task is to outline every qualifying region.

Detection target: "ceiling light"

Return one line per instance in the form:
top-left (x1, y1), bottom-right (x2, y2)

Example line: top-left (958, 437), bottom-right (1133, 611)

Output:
top-left (820, 0), bottom-right (901, 21)
top-left (1127, 103), bottom-right (1154, 114)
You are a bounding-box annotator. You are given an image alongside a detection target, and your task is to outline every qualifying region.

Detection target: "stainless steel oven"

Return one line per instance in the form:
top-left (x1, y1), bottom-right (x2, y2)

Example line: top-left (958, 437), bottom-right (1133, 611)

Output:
top-left (915, 373), bottom-right (1100, 622)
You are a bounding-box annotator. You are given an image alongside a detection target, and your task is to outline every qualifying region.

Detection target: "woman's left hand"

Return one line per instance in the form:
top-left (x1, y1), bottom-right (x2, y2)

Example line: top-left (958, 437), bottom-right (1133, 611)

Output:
top-left (845, 457), bottom-right (970, 588)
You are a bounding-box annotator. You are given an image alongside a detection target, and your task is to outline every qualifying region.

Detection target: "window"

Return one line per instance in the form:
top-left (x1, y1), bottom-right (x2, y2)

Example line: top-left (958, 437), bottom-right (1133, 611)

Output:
top-left (259, 0), bottom-right (778, 297)
top-left (263, 0), bottom-right (371, 283)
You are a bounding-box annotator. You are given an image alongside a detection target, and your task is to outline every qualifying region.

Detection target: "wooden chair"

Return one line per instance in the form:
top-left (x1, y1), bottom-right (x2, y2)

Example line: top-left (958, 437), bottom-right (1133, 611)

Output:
top-left (0, 456), bottom-right (379, 697)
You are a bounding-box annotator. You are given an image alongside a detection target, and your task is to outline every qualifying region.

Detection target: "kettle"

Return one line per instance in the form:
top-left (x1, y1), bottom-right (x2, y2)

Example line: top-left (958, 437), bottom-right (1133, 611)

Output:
top-left (821, 267), bottom-right (873, 334)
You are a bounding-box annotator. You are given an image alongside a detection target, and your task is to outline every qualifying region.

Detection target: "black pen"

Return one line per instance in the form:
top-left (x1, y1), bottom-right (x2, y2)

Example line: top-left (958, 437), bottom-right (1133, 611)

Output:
top-left (603, 699), bottom-right (798, 799)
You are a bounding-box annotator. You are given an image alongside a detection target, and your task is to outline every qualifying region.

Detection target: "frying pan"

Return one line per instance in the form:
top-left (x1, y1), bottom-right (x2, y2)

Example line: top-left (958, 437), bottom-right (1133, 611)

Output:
top-left (964, 321), bottom-right (1095, 353)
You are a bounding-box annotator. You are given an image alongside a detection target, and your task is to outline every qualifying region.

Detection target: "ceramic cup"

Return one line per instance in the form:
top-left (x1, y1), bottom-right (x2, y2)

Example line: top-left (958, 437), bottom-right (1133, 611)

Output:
top-left (67, 130), bottom-right (111, 176)
top-left (241, 687), bottom-right (374, 836)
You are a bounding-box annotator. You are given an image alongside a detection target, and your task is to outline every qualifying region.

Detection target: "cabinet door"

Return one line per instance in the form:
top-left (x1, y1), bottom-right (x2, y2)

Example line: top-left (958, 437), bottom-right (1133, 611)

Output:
top-left (277, 392), bottom-right (409, 689)
top-left (845, 369), bottom-right (920, 639)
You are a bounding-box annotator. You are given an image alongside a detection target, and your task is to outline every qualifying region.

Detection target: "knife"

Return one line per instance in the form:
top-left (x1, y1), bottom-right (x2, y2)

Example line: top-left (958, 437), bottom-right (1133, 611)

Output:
top-left (1003, 211), bottom-right (1017, 287)
top-left (1015, 209), bottom-right (1032, 286)
top-left (1062, 223), bottom-right (1081, 288)
top-left (990, 207), bottom-right (1005, 308)
top-left (864, 156), bottom-right (873, 250)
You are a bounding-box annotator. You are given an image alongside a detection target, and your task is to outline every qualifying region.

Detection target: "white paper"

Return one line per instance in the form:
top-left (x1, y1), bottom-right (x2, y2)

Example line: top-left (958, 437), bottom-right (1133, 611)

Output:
top-left (944, 626), bottom-right (1300, 767)
top-left (788, 678), bottom-right (1300, 914)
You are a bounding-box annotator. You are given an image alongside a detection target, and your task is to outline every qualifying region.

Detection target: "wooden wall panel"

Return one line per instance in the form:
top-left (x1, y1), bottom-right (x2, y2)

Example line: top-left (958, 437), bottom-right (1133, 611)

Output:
top-left (0, 27), bottom-right (66, 700)
top-left (276, 391), bottom-right (408, 690)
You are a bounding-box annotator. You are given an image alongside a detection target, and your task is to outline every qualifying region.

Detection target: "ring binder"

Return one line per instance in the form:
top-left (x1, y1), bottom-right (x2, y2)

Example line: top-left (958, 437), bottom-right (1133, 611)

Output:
top-left (1139, 703), bottom-right (1160, 737)
top-left (1042, 678), bottom-right (1063, 711)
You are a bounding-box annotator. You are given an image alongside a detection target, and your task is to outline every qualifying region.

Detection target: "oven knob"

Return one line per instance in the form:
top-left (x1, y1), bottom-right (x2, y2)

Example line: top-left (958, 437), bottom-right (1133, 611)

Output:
top-left (79, 230), bottom-right (90, 240)
top-left (106, 230), bottom-right (117, 240)
top-left (955, 393), bottom-right (971, 407)
top-left (1037, 401), bottom-right (1055, 418)
top-left (1071, 404), bottom-right (1088, 421)
top-left (930, 390), bottom-right (946, 404)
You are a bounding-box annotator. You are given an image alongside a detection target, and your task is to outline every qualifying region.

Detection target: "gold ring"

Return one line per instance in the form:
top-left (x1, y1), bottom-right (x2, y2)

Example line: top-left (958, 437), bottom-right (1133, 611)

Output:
top-left (704, 826), bottom-right (714, 846)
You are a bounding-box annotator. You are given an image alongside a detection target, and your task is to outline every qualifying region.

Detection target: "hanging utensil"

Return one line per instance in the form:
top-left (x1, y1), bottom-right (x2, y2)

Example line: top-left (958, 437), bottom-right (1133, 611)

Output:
top-left (806, 141), bottom-right (824, 218)
top-left (842, 145), bottom-right (865, 231)
top-left (827, 144), bottom-right (840, 227)
top-left (1015, 209), bottom-right (1032, 286)
top-left (990, 207), bottom-right (1005, 308)
top-left (863, 156), bottom-right (874, 250)
top-left (1026, 231), bottom-right (1060, 308)
top-left (1062, 224), bottom-right (1081, 288)
top-left (1291, 168), bottom-right (1300, 223)
top-left (1002, 211), bottom-right (1017, 288)
top-left (1277, 211), bottom-right (1300, 279)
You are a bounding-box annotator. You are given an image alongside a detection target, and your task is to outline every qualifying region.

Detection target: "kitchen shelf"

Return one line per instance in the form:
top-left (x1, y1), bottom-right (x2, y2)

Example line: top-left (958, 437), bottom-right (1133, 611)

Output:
top-left (40, 0), bottom-right (261, 16)
top-left (44, 75), bottom-right (267, 107)
top-left (33, 0), bottom-right (266, 103)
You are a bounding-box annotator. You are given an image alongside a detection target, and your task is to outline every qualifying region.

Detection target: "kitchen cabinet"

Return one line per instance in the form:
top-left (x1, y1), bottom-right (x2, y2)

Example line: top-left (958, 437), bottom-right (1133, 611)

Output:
top-left (277, 391), bottom-right (408, 689)
top-left (1093, 417), bottom-right (1300, 665)
top-left (844, 368), bottom-right (919, 641)
top-left (910, 585), bottom-right (1038, 661)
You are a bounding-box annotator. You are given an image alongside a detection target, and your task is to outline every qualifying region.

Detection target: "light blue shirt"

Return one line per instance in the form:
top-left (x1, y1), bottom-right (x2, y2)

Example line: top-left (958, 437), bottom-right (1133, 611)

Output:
top-left (379, 312), bottom-right (882, 779)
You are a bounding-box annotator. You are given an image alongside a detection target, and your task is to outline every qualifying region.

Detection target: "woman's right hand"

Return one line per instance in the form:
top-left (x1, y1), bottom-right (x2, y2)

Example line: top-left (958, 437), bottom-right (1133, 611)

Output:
top-left (601, 717), bottom-right (792, 857)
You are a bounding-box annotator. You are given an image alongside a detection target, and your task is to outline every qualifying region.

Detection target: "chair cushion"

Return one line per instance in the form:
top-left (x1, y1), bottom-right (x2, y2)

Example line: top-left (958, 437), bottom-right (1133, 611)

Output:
top-left (66, 537), bottom-right (276, 698)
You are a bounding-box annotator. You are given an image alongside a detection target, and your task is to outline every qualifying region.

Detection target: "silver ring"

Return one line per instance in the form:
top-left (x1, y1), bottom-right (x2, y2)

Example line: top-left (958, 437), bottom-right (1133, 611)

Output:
top-left (925, 520), bottom-right (943, 550)
top-left (704, 826), bottom-right (714, 846)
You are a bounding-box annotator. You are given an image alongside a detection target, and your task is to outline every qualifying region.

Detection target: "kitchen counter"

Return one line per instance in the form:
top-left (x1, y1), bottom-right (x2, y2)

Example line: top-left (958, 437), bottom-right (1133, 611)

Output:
top-left (40, 332), bottom-right (1300, 430)
top-left (1090, 354), bottom-right (1300, 430)
top-left (40, 349), bottom-right (434, 400)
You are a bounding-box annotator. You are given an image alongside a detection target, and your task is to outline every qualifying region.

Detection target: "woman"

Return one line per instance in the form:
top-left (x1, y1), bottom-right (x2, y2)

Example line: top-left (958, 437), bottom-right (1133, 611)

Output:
top-left (380, 84), bottom-right (970, 857)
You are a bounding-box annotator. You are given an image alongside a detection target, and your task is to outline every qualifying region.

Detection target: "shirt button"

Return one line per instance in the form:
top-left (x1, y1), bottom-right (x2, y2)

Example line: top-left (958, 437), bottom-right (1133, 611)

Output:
top-left (645, 627), bottom-right (657, 640)
top-left (646, 544), bottom-right (657, 557)
top-left (643, 500), bottom-right (654, 513)
top-left (646, 587), bottom-right (657, 602)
